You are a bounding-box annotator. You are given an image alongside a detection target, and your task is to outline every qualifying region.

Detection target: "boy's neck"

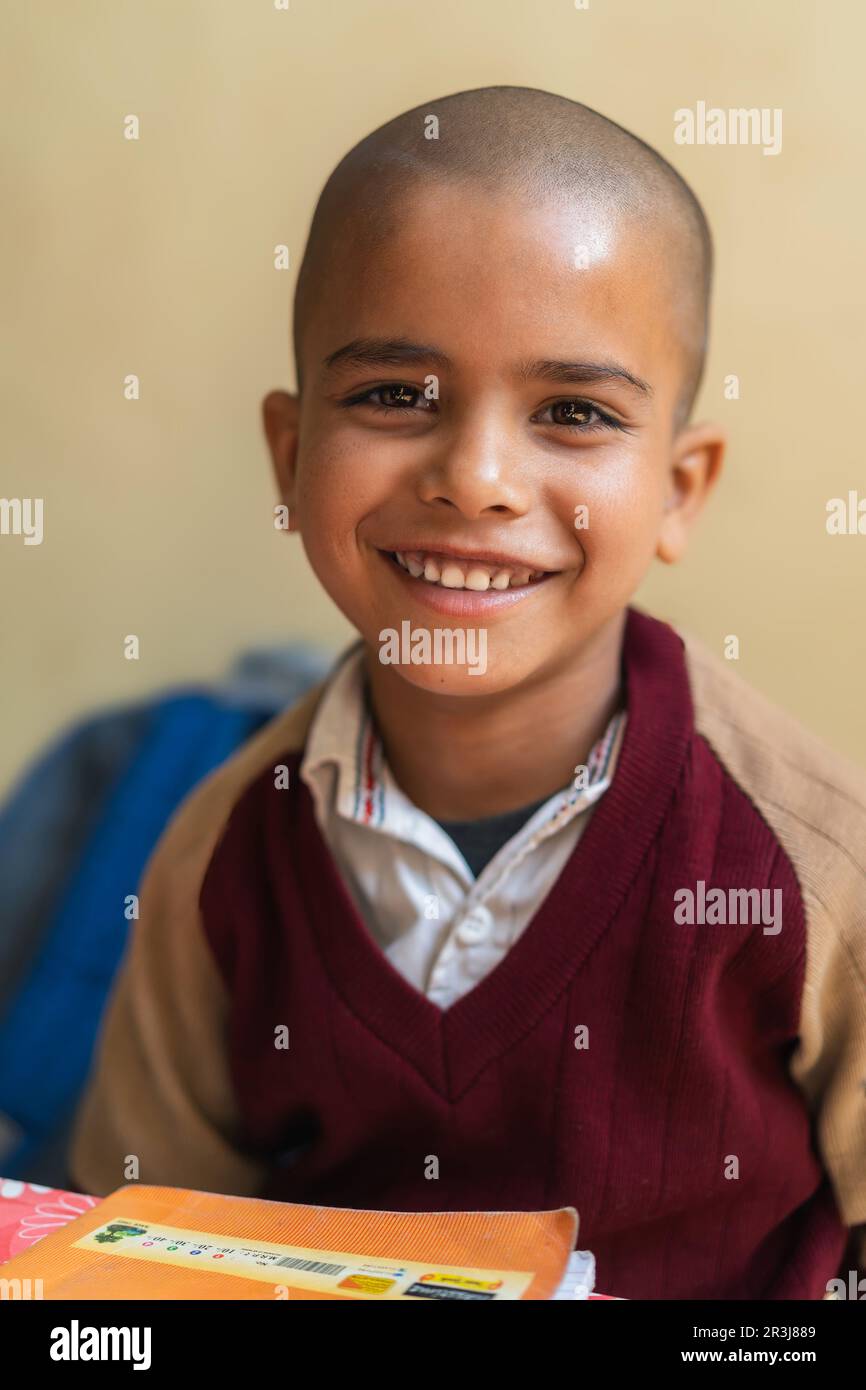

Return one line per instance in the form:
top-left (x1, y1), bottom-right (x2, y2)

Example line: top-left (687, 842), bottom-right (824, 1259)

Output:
top-left (363, 610), bottom-right (627, 822)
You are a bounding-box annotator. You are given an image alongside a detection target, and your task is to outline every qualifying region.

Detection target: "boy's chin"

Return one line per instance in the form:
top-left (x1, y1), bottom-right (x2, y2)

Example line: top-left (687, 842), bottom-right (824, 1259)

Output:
top-left (373, 645), bottom-right (536, 698)
top-left (365, 617), bottom-right (569, 697)
top-left (387, 663), bottom-right (496, 696)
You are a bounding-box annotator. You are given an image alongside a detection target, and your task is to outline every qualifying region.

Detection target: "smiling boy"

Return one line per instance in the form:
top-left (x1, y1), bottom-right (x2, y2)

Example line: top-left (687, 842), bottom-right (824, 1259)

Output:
top-left (71, 87), bottom-right (866, 1300)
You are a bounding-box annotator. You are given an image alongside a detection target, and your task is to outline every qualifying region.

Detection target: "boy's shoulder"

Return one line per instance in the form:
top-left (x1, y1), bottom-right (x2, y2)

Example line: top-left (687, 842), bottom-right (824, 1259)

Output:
top-left (678, 622), bottom-right (866, 804)
top-left (675, 621), bottom-right (866, 926)
top-left (676, 623), bottom-right (866, 1224)
top-left (144, 681), bottom-right (325, 904)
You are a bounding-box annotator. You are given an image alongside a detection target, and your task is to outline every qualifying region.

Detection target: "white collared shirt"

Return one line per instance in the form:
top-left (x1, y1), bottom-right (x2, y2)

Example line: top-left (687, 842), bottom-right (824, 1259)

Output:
top-left (300, 648), bottom-right (626, 1010)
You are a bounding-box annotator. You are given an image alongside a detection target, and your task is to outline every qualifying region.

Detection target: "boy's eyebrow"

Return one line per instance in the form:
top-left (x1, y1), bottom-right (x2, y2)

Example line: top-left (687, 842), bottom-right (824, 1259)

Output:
top-left (322, 337), bottom-right (652, 398)
top-left (322, 337), bottom-right (451, 372)
top-left (519, 358), bottom-right (653, 398)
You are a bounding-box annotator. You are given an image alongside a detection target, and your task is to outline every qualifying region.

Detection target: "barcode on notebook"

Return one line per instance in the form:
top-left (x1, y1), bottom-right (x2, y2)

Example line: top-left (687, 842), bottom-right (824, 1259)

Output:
top-left (274, 1256), bottom-right (346, 1276)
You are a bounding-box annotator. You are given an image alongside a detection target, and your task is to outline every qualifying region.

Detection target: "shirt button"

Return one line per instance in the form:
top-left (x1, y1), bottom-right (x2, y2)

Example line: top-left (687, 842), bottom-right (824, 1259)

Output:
top-left (456, 905), bottom-right (493, 946)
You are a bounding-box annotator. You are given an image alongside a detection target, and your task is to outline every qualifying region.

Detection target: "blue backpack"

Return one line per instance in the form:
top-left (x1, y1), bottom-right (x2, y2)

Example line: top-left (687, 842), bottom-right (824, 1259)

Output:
top-left (0, 646), bottom-right (328, 1183)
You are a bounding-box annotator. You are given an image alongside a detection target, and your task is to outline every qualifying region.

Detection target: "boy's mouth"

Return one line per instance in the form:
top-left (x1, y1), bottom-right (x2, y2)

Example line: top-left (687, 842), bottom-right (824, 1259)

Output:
top-left (383, 548), bottom-right (552, 592)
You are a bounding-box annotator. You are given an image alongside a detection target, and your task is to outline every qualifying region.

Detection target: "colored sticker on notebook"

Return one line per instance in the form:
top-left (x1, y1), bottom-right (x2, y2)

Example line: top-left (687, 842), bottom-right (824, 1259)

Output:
top-left (74, 1218), bottom-right (534, 1300)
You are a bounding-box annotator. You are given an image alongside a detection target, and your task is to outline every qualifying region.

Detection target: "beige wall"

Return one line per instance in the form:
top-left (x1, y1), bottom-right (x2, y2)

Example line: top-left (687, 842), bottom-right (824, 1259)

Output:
top-left (2, 0), bottom-right (864, 795)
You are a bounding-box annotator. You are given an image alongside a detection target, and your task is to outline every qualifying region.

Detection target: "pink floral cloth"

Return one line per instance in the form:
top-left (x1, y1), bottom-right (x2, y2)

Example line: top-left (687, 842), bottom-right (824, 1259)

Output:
top-left (0, 1177), bottom-right (100, 1263)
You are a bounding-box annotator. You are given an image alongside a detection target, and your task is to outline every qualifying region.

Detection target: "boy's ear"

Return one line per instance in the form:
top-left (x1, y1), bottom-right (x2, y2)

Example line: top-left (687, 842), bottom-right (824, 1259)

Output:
top-left (262, 390), bottom-right (301, 531)
top-left (656, 420), bottom-right (726, 564)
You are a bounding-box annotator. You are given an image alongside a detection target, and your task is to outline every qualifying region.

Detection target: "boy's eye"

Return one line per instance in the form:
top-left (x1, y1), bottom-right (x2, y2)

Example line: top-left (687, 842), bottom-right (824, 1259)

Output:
top-left (344, 383), bottom-right (434, 412)
top-left (533, 398), bottom-right (622, 432)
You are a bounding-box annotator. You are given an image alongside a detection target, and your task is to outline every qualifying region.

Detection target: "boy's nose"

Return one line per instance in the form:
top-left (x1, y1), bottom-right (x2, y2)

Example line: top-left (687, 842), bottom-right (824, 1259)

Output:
top-left (416, 426), bottom-right (531, 519)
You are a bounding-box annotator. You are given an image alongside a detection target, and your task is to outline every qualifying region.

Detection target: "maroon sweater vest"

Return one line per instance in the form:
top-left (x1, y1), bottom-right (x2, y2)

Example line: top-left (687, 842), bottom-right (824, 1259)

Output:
top-left (199, 609), bottom-right (847, 1299)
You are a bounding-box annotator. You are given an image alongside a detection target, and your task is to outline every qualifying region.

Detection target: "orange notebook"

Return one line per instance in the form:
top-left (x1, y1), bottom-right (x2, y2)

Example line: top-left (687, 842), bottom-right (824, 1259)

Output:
top-left (1, 1185), bottom-right (577, 1300)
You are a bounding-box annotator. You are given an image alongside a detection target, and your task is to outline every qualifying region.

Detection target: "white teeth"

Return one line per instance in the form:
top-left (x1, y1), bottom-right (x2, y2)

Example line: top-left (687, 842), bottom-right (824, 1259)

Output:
top-left (393, 550), bottom-right (545, 591)
top-left (465, 568), bottom-right (491, 591)
top-left (440, 563), bottom-right (466, 588)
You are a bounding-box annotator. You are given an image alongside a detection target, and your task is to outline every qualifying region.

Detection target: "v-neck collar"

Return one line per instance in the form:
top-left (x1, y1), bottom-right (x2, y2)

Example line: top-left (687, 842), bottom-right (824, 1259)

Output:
top-left (287, 608), bottom-right (693, 1102)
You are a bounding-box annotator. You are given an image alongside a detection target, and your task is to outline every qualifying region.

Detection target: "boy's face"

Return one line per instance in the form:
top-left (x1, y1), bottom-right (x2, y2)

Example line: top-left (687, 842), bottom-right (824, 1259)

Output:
top-left (265, 181), bottom-right (723, 696)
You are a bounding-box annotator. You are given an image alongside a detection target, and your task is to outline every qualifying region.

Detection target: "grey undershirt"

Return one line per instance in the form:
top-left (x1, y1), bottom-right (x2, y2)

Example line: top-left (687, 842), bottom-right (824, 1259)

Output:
top-left (435, 795), bottom-right (551, 878)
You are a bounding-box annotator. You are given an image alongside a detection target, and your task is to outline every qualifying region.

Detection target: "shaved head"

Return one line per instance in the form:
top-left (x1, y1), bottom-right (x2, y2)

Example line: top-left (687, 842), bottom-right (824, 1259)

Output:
top-left (292, 86), bottom-right (713, 423)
